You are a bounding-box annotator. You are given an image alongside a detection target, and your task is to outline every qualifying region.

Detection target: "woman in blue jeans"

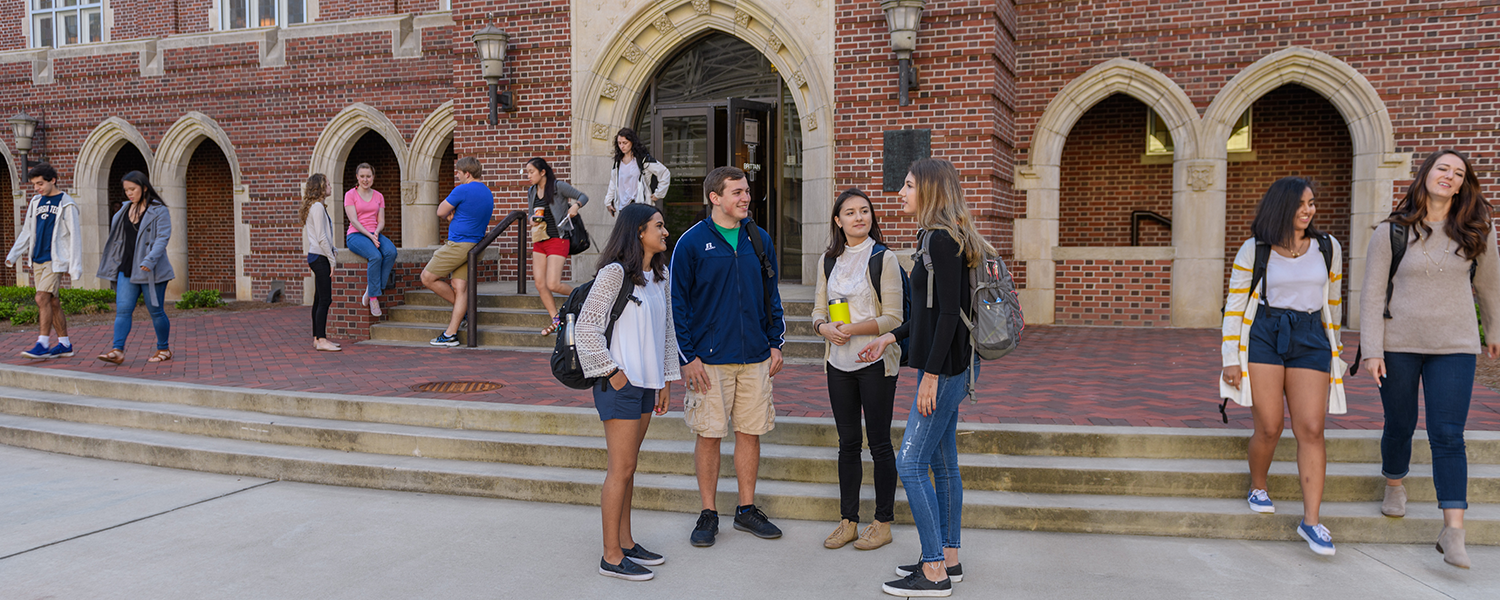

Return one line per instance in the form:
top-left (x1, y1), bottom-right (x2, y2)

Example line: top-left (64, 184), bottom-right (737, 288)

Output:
top-left (1360, 149), bottom-right (1500, 569)
top-left (861, 158), bottom-right (993, 598)
top-left (344, 163), bottom-right (397, 317)
top-left (95, 170), bottom-right (173, 365)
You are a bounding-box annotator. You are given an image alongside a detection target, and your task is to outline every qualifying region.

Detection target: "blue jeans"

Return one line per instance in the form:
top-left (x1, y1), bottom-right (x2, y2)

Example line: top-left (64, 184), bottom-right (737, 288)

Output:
top-left (113, 273), bottom-right (170, 351)
top-left (345, 233), bottom-right (397, 298)
top-left (896, 360), bottom-right (978, 564)
top-left (1379, 352), bottom-right (1475, 510)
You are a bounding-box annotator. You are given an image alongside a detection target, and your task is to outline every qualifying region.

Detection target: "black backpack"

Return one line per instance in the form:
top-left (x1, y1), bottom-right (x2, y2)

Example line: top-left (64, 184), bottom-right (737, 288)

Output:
top-left (1349, 219), bottom-right (1478, 375)
top-left (743, 218), bottom-right (778, 333)
top-left (550, 269), bottom-right (636, 390)
top-left (823, 244), bottom-right (912, 366)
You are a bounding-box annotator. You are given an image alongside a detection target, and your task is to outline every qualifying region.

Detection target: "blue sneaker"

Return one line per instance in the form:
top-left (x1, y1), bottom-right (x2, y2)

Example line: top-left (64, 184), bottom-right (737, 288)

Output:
top-left (47, 343), bottom-right (74, 358)
top-left (1247, 489), bottom-right (1274, 514)
top-left (429, 333), bottom-right (460, 347)
top-left (1298, 521), bottom-right (1336, 556)
top-left (20, 342), bottom-right (49, 358)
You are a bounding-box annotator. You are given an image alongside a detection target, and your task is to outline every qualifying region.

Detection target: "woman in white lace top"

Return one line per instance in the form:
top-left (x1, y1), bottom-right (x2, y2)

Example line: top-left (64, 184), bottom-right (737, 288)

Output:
top-left (575, 202), bottom-right (680, 581)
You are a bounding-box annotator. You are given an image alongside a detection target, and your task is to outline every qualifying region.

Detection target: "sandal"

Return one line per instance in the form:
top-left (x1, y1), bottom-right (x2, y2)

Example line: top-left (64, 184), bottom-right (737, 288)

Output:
top-left (540, 314), bottom-right (562, 336)
top-left (96, 349), bottom-right (124, 365)
top-left (148, 349), bottom-right (173, 363)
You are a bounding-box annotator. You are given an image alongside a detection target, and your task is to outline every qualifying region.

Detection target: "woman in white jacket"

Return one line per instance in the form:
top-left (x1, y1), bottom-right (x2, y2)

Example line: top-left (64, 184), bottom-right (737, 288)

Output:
top-left (301, 173), bottom-right (340, 352)
top-left (604, 128), bottom-right (670, 216)
top-left (1220, 176), bottom-right (1346, 556)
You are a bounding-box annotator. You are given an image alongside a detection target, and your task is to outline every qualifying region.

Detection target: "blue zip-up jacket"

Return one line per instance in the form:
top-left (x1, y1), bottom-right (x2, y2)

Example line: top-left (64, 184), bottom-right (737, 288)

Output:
top-left (671, 217), bottom-right (786, 366)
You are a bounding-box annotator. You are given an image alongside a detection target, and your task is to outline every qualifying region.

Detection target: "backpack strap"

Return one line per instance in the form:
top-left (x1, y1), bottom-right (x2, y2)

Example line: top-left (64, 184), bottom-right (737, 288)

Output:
top-left (868, 244), bottom-right (887, 304)
top-left (1384, 222), bottom-right (1408, 319)
top-left (917, 231), bottom-right (935, 309)
top-left (823, 254), bottom-right (835, 282)
top-left (1316, 232), bottom-right (1334, 274)
top-left (602, 268), bottom-right (637, 347)
top-left (744, 219), bottom-right (776, 332)
top-left (1249, 241), bottom-right (1272, 307)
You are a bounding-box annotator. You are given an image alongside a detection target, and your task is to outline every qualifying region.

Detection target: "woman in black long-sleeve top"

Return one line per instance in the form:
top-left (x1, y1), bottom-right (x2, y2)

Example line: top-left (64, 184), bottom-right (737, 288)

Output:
top-left (860, 158), bottom-right (993, 598)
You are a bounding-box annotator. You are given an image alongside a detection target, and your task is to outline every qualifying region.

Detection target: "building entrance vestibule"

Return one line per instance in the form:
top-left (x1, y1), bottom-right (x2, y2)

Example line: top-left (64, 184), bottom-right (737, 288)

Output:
top-left (633, 32), bottom-right (803, 280)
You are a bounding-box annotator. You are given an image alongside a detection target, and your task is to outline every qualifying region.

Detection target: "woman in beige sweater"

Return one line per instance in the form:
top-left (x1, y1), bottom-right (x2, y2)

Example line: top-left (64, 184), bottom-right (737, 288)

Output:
top-left (1360, 149), bottom-right (1500, 569)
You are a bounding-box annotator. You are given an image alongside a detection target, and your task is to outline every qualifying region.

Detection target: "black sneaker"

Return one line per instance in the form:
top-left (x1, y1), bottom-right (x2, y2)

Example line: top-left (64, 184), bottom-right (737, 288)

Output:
top-left (690, 510), bottom-right (719, 547)
top-left (429, 333), bottom-right (460, 347)
top-left (896, 562), bottom-right (964, 583)
top-left (622, 543), bottom-right (664, 566)
top-left (598, 556), bottom-right (653, 581)
top-left (733, 504), bottom-right (783, 539)
top-left (882, 571), bottom-right (952, 597)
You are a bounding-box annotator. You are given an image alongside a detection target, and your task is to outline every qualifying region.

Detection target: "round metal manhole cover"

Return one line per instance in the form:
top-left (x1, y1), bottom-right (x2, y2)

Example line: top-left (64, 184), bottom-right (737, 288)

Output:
top-left (410, 381), bottom-right (504, 393)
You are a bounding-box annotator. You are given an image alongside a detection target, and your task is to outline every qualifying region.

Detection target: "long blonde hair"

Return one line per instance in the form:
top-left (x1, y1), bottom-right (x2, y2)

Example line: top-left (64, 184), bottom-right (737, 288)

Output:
top-left (300, 173), bottom-right (329, 224)
top-left (908, 158), bottom-right (994, 267)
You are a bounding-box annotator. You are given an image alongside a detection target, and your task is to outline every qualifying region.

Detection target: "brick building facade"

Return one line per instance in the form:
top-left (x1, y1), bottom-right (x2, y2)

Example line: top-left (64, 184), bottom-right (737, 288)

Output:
top-left (0, 1), bottom-right (1494, 335)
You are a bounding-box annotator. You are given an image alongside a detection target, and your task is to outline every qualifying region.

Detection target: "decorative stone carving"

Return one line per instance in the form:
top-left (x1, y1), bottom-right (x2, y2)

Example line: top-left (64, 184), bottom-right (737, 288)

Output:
top-left (1188, 165), bottom-right (1214, 192)
top-left (653, 14), bottom-right (675, 34)
top-left (692, 0), bottom-right (711, 15)
top-left (790, 70), bottom-right (806, 88)
top-left (767, 33), bottom-right (782, 54)
top-left (804, 113), bottom-right (818, 131)
top-left (591, 123), bottom-right (610, 140)
top-left (602, 81), bottom-right (621, 100)
top-left (623, 44), bottom-right (645, 64)
top-left (735, 9), bottom-right (750, 29)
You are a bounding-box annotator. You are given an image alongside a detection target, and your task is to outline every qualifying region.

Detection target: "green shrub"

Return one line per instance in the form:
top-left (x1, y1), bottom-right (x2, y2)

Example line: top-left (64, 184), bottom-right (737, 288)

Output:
top-left (58, 288), bottom-right (116, 315)
top-left (11, 305), bottom-right (38, 326)
top-left (0, 286), bottom-right (35, 305)
top-left (0, 302), bottom-right (15, 322)
top-left (176, 289), bottom-right (226, 310)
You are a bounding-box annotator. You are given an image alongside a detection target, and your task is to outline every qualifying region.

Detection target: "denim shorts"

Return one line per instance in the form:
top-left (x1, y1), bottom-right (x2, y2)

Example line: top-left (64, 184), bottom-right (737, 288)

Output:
top-left (1247, 306), bottom-right (1330, 372)
top-left (593, 380), bottom-right (658, 421)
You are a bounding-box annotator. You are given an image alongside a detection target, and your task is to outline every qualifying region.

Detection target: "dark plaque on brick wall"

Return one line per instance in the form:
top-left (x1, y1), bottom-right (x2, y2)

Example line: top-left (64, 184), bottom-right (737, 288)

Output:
top-left (883, 129), bottom-right (931, 192)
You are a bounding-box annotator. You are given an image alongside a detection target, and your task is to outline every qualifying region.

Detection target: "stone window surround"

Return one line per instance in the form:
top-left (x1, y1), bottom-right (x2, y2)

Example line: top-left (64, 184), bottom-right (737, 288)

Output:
top-left (213, 0), bottom-right (318, 31)
top-left (24, 0), bottom-right (110, 49)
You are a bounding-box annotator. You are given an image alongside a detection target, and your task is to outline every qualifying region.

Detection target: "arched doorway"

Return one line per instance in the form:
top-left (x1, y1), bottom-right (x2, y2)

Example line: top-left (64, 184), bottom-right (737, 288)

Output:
top-left (0, 157), bottom-right (12, 286)
top-left (185, 141), bottom-right (236, 294)
top-left (436, 139), bottom-right (456, 241)
top-left (632, 32), bottom-right (804, 279)
top-left (341, 130), bottom-right (404, 248)
top-left (107, 144), bottom-right (149, 221)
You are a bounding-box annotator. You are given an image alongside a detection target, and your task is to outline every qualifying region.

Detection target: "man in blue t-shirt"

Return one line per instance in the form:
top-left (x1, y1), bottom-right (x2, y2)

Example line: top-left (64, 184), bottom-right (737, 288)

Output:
top-left (422, 156), bottom-right (496, 347)
top-left (5, 164), bottom-right (82, 359)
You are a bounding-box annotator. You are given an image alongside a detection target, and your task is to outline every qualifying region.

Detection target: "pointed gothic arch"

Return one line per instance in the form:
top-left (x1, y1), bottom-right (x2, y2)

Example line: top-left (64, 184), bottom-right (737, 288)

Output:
top-left (153, 112), bottom-right (251, 300)
top-left (74, 117), bottom-right (156, 289)
top-left (308, 103), bottom-right (411, 247)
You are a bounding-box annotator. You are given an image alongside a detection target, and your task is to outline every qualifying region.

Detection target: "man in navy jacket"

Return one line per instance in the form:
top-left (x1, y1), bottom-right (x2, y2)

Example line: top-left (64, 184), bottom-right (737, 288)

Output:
top-left (672, 166), bottom-right (786, 548)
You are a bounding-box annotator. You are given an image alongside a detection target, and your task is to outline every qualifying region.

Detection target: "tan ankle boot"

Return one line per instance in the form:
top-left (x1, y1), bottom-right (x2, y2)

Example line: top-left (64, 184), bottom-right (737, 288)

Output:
top-left (854, 520), bottom-right (892, 550)
top-left (1381, 484), bottom-right (1406, 517)
top-left (824, 519), bottom-right (858, 549)
top-left (1437, 526), bottom-right (1470, 569)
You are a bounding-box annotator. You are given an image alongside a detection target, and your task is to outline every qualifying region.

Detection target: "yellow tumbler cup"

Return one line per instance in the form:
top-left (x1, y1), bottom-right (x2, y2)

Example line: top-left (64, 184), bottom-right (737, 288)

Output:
top-left (828, 298), bottom-right (851, 324)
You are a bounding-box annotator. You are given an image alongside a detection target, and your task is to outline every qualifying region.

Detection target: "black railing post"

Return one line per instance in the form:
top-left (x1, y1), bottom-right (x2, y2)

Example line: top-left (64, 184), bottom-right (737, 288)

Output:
top-left (517, 217), bottom-right (528, 295)
top-left (1129, 210), bottom-right (1173, 247)
top-left (466, 210), bottom-right (526, 348)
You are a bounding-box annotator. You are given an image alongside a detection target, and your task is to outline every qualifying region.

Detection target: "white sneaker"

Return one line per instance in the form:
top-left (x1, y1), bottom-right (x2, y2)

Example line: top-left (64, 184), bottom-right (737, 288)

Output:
top-left (1247, 489), bottom-right (1274, 514)
top-left (361, 290), bottom-right (369, 306)
top-left (370, 296), bottom-right (382, 317)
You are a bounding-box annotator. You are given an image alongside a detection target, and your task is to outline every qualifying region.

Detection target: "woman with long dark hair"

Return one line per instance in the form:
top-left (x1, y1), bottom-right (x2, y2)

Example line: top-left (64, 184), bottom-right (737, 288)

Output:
top-left (96, 170), bottom-right (174, 364)
top-left (575, 202), bottom-right (678, 581)
top-left (811, 188), bottom-right (904, 551)
top-left (1360, 149), bottom-right (1500, 569)
top-left (860, 158), bottom-right (993, 597)
top-left (1220, 176), bottom-right (1346, 556)
top-left (604, 128), bottom-right (671, 216)
top-left (301, 173), bottom-right (340, 352)
top-left (525, 157), bottom-right (589, 334)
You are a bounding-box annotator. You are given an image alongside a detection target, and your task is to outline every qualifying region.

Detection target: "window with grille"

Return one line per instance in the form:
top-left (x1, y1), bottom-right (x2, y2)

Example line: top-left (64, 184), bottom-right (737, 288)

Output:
top-left (31, 0), bottom-right (104, 48)
top-left (221, 0), bottom-right (311, 30)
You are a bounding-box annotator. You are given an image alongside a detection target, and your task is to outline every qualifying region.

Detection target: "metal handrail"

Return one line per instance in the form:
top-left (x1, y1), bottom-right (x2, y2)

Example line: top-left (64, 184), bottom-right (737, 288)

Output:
top-left (1130, 210), bottom-right (1173, 247)
top-left (466, 210), bottom-right (528, 347)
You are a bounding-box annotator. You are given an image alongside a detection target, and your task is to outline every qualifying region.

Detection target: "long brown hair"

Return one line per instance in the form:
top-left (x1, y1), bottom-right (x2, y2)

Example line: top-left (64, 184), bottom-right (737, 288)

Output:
top-left (300, 173), bottom-right (328, 225)
top-left (1388, 149), bottom-right (1492, 260)
top-left (823, 187), bottom-right (885, 260)
top-left (908, 158), bottom-right (994, 267)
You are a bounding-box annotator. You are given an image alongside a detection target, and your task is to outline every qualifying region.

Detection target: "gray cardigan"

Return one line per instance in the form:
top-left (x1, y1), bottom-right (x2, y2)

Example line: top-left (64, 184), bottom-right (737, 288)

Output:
top-left (98, 203), bottom-right (174, 305)
top-left (527, 180), bottom-right (589, 235)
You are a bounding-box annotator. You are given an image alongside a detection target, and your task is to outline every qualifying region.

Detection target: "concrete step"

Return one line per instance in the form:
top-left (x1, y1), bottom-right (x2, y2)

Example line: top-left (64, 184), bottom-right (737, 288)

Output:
top-left (4, 388), bottom-right (1499, 504)
top-left (384, 304), bottom-right (823, 337)
top-left (367, 322), bottom-right (828, 358)
top-left (401, 289), bottom-right (817, 317)
top-left (1, 412), bottom-right (1496, 545)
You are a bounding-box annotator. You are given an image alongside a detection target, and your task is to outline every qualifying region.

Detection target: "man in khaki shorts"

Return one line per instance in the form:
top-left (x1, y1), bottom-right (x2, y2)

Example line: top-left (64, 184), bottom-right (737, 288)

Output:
top-left (5, 164), bottom-right (81, 359)
top-left (670, 166), bottom-right (786, 547)
top-left (422, 157), bottom-right (494, 347)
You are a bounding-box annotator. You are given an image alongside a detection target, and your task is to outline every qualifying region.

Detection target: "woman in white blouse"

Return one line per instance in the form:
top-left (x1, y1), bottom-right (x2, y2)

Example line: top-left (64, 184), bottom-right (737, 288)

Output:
top-left (810, 188), bottom-right (905, 552)
top-left (604, 128), bottom-right (671, 216)
top-left (575, 203), bottom-right (679, 581)
top-left (1220, 176), bottom-right (1346, 556)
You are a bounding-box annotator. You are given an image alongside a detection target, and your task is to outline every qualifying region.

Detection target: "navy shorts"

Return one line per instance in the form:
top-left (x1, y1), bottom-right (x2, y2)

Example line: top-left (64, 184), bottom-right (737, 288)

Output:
top-left (1247, 306), bottom-right (1331, 373)
top-left (592, 380), bottom-right (658, 421)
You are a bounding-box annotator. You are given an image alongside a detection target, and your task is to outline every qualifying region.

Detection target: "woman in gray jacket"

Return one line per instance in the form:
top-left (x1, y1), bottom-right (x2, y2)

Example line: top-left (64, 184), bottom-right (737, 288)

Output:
top-left (96, 170), bottom-right (174, 364)
top-left (524, 157), bottom-right (589, 334)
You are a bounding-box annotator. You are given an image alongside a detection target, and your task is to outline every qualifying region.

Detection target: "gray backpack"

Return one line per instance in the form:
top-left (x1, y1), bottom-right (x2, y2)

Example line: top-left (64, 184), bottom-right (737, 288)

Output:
top-left (916, 230), bottom-right (1025, 400)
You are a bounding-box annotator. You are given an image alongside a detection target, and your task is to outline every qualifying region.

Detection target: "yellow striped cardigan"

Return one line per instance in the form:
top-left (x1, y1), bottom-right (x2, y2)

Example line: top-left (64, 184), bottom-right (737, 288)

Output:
top-left (1219, 236), bottom-right (1348, 414)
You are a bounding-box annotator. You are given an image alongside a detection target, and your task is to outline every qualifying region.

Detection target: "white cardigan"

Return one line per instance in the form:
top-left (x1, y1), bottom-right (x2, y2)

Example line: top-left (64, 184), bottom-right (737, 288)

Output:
top-left (604, 157), bottom-right (671, 212)
top-left (1219, 236), bottom-right (1348, 414)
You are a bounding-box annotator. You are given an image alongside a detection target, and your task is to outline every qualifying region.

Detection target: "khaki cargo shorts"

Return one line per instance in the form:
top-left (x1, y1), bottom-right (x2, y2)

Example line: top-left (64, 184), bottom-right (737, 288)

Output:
top-left (684, 358), bottom-right (775, 438)
top-left (424, 241), bottom-right (475, 279)
top-left (32, 262), bottom-right (62, 293)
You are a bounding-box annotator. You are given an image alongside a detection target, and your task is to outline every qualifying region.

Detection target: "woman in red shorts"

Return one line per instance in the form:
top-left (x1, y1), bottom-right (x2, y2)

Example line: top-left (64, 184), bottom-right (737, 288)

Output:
top-left (525, 157), bottom-right (589, 333)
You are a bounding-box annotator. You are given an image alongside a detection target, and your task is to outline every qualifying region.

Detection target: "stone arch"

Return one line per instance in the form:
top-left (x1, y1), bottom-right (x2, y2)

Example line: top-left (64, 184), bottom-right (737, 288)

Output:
top-left (74, 117), bottom-right (156, 289)
top-left (153, 112), bottom-right (251, 300)
top-left (1203, 48), bottom-right (1404, 329)
top-left (308, 103), bottom-right (410, 246)
top-left (1014, 58), bottom-right (1204, 325)
top-left (573, 0), bottom-right (834, 282)
top-left (406, 101), bottom-right (455, 248)
top-left (0, 142), bottom-right (17, 286)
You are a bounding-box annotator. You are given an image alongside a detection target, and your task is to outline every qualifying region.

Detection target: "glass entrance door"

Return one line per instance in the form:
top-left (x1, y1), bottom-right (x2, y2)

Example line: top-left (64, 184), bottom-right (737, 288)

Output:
top-left (656, 107), bottom-right (712, 255)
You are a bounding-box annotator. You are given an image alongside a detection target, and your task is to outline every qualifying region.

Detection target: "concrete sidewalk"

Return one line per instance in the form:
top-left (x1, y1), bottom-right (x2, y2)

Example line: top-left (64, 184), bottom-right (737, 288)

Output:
top-left (1, 445), bottom-right (1497, 599)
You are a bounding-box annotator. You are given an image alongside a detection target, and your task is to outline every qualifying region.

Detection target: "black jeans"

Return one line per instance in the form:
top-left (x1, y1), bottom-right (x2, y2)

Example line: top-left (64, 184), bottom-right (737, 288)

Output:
top-left (309, 256), bottom-right (332, 339)
top-left (827, 361), bottom-right (898, 523)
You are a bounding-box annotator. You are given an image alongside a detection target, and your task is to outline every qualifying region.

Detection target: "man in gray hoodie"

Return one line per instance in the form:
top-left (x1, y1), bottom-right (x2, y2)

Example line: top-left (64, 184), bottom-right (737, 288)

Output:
top-left (5, 164), bottom-right (82, 359)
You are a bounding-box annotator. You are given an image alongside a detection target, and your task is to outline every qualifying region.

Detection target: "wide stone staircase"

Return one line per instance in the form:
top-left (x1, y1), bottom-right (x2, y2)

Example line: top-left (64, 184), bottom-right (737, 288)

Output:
top-left (0, 364), bottom-right (1496, 545)
top-left (367, 283), bottom-right (827, 362)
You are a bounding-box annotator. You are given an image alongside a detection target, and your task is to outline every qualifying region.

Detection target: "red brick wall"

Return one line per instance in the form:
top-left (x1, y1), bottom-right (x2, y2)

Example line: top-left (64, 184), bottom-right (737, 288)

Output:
top-left (341, 131), bottom-right (404, 247)
top-left (1224, 85), bottom-right (1352, 307)
top-left (327, 253), bottom-right (498, 339)
top-left (1058, 94), bottom-right (1173, 247)
top-left (1055, 259), bottom-right (1172, 327)
top-left (111, 1), bottom-right (180, 39)
top-left (832, 0), bottom-right (1020, 261)
top-left (185, 141), bottom-right (236, 294)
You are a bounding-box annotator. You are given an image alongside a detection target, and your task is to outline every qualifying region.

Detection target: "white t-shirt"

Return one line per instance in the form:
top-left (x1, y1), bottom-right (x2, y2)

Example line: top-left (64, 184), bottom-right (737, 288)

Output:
top-left (826, 238), bottom-right (879, 372)
top-left (609, 270), bottom-right (668, 389)
top-left (615, 160), bottom-right (641, 209)
top-left (1264, 238), bottom-right (1327, 313)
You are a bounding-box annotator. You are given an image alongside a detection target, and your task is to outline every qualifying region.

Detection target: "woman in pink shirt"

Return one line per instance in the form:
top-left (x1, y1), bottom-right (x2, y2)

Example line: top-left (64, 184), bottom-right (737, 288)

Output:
top-left (344, 163), bottom-right (398, 316)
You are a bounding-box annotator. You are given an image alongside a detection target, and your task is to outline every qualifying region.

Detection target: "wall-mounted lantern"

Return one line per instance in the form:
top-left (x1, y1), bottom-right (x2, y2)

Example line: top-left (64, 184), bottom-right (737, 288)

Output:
top-left (472, 25), bottom-right (514, 125)
top-left (8, 112), bottom-right (38, 179)
top-left (881, 0), bottom-right (924, 106)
